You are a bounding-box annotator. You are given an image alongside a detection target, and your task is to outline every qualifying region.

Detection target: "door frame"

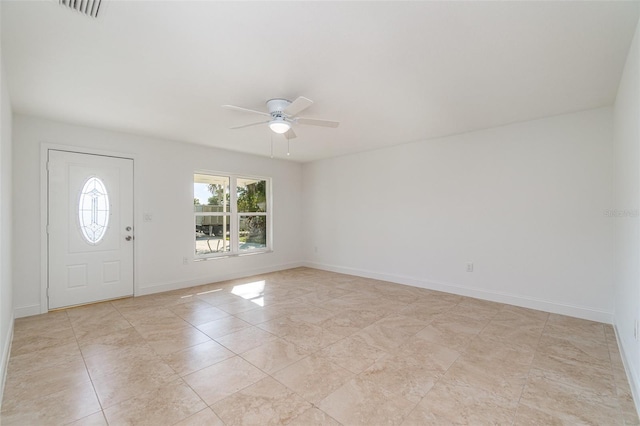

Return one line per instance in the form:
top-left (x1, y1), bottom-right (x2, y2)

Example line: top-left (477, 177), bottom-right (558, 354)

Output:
top-left (40, 143), bottom-right (138, 314)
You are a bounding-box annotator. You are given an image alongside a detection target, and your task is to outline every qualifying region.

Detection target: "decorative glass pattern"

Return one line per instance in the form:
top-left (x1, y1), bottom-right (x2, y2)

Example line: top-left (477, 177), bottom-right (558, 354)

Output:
top-left (78, 177), bottom-right (110, 244)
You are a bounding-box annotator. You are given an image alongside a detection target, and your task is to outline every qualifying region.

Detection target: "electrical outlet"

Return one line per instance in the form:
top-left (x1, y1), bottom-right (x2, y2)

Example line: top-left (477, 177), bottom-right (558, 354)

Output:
top-left (635, 319), bottom-right (639, 341)
top-left (466, 262), bottom-right (474, 272)
top-left (183, 257), bottom-right (189, 265)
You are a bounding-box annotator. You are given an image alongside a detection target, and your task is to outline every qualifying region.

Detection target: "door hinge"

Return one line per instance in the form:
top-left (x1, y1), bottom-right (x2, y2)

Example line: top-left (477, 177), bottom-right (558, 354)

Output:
top-left (46, 288), bottom-right (49, 298)
top-left (46, 161), bottom-right (50, 171)
top-left (46, 224), bottom-right (49, 234)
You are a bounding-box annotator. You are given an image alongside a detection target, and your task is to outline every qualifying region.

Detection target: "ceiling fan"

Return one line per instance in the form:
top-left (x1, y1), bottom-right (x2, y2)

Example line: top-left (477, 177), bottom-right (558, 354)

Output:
top-left (222, 96), bottom-right (339, 139)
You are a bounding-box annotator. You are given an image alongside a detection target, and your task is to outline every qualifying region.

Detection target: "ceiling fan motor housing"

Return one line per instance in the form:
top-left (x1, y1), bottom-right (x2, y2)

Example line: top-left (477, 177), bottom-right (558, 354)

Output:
top-left (266, 98), bottom-right (292, 117)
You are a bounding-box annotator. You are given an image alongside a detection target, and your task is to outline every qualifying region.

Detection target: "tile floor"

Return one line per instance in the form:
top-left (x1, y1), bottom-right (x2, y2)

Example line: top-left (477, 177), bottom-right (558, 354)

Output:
top-left (1, 267), bottom-right (638, 425)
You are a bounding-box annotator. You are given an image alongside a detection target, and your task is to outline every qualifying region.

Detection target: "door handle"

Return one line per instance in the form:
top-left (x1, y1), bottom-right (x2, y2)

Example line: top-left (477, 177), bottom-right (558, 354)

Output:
top-left (125, 236), bottom-right (133, 241)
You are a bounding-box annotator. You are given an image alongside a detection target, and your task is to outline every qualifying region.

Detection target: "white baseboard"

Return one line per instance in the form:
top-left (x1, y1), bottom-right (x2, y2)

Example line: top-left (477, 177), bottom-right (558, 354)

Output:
top-left (613, 324), bottom-right (640, 420)
top-left (13, 304), bottom-right (42, 319)
top-left (303, 261), bottom-right (613, 324)
top-left (0, 315), bottom-right (14, 412)
top-left (136, 261), bottom-right (305, 296)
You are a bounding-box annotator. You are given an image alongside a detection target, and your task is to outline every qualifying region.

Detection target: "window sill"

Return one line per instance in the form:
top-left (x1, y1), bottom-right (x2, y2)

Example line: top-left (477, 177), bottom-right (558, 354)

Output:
top-left (193, 249), bottom-right (273, 262)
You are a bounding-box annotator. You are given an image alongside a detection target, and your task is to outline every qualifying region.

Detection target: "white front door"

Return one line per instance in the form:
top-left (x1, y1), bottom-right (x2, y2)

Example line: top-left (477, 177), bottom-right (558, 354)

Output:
top-left (48, 150), bottom-right (134, 309)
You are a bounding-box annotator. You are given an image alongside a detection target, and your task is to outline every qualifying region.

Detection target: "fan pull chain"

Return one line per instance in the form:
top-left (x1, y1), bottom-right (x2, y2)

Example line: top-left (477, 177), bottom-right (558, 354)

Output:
top-left (270, 134), bottom-right (274, 158)
top-left (287, 134), bottom-right (290, 156)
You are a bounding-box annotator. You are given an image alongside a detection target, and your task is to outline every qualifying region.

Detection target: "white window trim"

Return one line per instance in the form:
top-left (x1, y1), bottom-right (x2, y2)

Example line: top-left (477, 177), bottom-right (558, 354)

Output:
top-left (194, 171), bottom-right (272, 260)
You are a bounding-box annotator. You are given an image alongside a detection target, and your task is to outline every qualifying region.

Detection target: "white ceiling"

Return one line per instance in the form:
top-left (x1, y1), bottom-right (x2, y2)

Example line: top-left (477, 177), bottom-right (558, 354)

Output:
top-left (2, 1), bottom-right (639, 163)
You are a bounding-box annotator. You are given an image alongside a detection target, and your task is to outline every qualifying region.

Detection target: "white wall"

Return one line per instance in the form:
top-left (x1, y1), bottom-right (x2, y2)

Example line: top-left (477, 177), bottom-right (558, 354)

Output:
top-left (0, 9), bottom-right (14, 405)
top-left (613, 16), bottom-right (640, 411)
top-left (303, 107), bottom-right (614, 322)
top-left (12, 115), bottom-right (303, 316)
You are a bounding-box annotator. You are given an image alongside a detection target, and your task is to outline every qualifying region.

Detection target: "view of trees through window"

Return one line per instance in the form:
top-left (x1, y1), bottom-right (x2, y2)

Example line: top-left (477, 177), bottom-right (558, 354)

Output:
top-left (194, 173), bottom-right (269, 257)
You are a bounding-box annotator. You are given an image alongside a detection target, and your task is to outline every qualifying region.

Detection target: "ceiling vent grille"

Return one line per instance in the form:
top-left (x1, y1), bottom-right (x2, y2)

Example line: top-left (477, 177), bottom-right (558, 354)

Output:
top-left (58, 0), bottom-right (103, 18)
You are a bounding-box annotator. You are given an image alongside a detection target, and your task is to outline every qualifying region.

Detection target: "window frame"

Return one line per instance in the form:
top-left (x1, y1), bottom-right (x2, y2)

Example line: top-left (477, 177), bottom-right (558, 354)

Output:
top-left (193, 171), bottom-right (272, 259)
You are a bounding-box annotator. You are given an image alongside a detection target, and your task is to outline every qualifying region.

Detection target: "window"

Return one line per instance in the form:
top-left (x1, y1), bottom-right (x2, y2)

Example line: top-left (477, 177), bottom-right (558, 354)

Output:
top-left (194, 173), bottom-right (270, 258)
top-left (78, 176), bottom-right (110, 244)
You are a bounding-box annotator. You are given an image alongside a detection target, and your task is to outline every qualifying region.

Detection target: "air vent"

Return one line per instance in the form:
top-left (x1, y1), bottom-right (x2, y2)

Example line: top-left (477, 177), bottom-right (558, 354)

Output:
top-left (58, 0), bottom-right (103, 18)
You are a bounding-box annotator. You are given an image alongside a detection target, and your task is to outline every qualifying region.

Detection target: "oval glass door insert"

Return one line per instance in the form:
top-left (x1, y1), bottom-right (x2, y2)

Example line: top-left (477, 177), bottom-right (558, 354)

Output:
top-left (78, 177), bottom-right (110, 244)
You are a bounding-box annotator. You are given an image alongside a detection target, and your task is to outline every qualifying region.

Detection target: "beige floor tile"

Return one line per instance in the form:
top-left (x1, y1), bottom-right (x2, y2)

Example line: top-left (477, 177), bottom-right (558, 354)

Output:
top-left (174, 305), bottom-right (231, 326)
top-left (536, 333), bottom-right (611, 370)
top-left (464, 336), bottom-right (535, 366)
top-left (67, 411), bottom-right (108, 426)
top-left (441, 355), bottom-right (528, 402)
top-left (69, 306), bottom-right (133, 341)
top-left (78, 327), bottom-right (148, 359)
top-left (240, 337), bottom-right (312, 374)
top-left (399, 300), bottom-right (457, 323)
top-left (135, 324), bottom-right (211, 355)
top-left (162, 339), bottom-right (235, 376)
top-left (211, 377), bottom-right (312, 426)
top-left (214, 325), bottom-right (278, 354)
top-left (403, 380), bottom-right (517, 425)
top-left (297, 287), bottom-right (354, 306)
top-left (513, 403), bottom-right (565, 425)
top-left (519, 370), bottom-right (622, 424)
top-left (286, 304), bottom-right (337, 324)
top-left (65, 300), bottom-right (119, 320)
top-left (183, 355), bottom-right (267, 405)
top-left (353, 314), bottom-right (428, 352)
top-left (92, 367), bottom-right (180, 409)
top-left (174, 407), bottom-right (225, 426)
top-left (216, 298), bottom-right (264, 315)
top-left (273, 354), bottom-right (354, 404)
top-left (12, 310), bottom-right (70, 334)
top-left (257, 315), bottom-right (342, 350)
top-left (7, 340), bottom-right (83, 375)
top-left (120, 307), bottom-right (189, 329)
top-left (104, 378), bottom-right (206, 425)
top-left (477, 321), bottom-right (544, 350)
top-left (0, 379), bottom-right (101, 425)
top-left (413, 317), bottom-right (478, 352)
top-left (492, 304), bottom-right (549, 325)
top-left (88, 349), bottom-right (179, 408)
top-left (318, 376), bottom-right (416, 426)
top-left (282, 325), bottom-right (343, 352)
top-left (449, 299), bottom-right (502, 321)
top-left (10, 326), bottom-right (77, 356)
top-left (196, 316), bottom-right (252, 339)
top-left (167, 298), bottom-right (216, 317)
top-left (318, 335), bottom-right (388, 374)
top-left (287, 407), bottom-right (341, 426)
top-left (318, 307), bottom-right (387, 336)
top-left (233, 306), bottom-right (288, 325)
top-left (3, 357), bottom-right (91, 403)
top-left (83, 343), bottom-right (167, 378)
top-left (531, 351), bottom-right (617, 396)
top-left (359, 346), bottom-right (454, 403)
top-left (256, 315), bottom-right (309, 336)
top-left (397, 338), bottom-right (461, 372)
top-left (3, 268), bottom-right (638, 425)
top-left (544, 313), bottom-right (607, 344)
top-left (619, 388), bottom-right (640, 425)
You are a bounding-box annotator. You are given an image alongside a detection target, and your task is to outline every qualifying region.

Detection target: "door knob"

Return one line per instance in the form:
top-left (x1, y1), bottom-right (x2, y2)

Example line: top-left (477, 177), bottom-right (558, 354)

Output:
top-left (126, 226), bottom-right (132, 231)
top-left (125, 236), bottom-right (132, 241)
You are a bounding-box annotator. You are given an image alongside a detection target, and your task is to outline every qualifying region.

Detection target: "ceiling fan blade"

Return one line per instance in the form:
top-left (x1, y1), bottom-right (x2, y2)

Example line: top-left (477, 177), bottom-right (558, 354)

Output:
top-left (230, 120), bottom-right (269, 130)
top-left (222, 105), bottom-right (271, 117)
top-left (297, 117), bottom-right (340, 128)
top-left (284, 96), bottom-right (313, 116)
top-left (285, 128), bottom-right (297, 139)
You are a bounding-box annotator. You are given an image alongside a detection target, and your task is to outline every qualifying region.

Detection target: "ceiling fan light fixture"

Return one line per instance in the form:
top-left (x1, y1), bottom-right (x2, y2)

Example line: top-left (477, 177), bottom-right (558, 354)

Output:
top-left (269, 120), bottom-right (290, 134)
